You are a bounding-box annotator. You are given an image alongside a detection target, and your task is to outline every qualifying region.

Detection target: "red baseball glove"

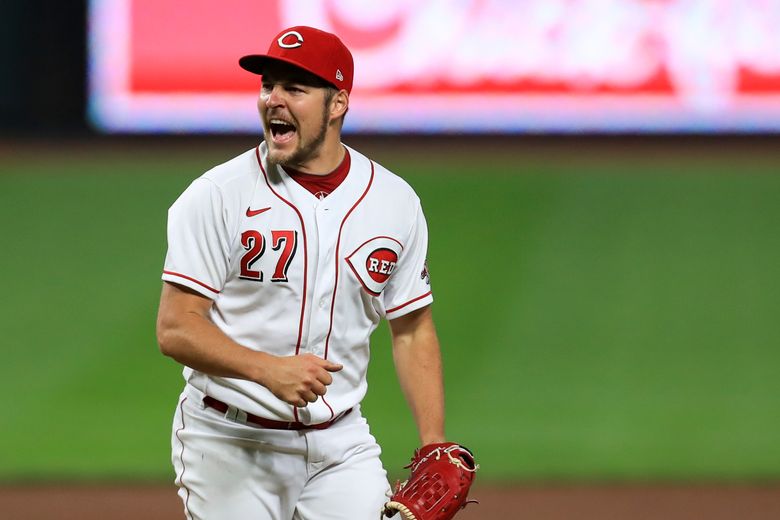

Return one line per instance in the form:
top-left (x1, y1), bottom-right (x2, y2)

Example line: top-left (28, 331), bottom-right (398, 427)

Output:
top-left (382, 442), bottom-right (478, 520)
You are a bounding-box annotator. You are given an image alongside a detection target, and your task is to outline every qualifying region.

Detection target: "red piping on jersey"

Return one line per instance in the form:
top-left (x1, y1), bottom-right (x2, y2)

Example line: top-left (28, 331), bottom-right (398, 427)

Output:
top-left (174, 397), bottom-right (193, 520)
top-left (323, 161), bottom-right (375, 360)
top-left (348, 235), bottom-right (404, 254)
top-left (163, 270), bottom-right (220, 294)
top-left (386, 291), bottom-right (433, 314)
top-left (346, 261), bottom-right (381, 297)
top-left (256, 147), bottom-right (309, 423)
top-left (323, 399), bottom-right (336, 421)
top-left (320, 160), bottom-right (375, 420)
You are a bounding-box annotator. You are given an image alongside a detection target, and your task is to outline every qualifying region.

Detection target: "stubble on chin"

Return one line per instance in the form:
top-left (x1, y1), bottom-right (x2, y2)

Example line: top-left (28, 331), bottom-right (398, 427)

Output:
top-left (263, 129), bottom-right (294, 168)
top-left (266, 141), bottom-right (305, 169)
top-left (265, 142), bottom-right (289, 167)
top-left (266, 113), bottom-right (329, 170)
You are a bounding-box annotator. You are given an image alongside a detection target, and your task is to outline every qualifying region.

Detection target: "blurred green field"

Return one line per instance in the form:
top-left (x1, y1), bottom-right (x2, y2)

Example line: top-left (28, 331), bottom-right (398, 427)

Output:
top-left (1, 138), bottom-right (779, 483)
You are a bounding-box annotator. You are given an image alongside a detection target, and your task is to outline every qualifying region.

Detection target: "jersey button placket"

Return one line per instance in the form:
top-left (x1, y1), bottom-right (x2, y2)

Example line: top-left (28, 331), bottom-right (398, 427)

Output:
top-left (309, 204), bottom-right (337, 358)
top-left (304, 204), bottom-right (332, 356)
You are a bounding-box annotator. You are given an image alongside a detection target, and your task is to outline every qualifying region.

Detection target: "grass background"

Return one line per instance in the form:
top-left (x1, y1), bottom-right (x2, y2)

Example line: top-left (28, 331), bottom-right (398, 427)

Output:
top-left (1, 136), bottom-right (778, 483)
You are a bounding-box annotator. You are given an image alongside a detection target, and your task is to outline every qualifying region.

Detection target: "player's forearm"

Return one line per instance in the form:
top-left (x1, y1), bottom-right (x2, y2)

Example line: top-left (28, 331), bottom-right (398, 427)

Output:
top-left (157, 310), bottom-right (271, 383)
top-left (394, 338), bottom-right (446, 445)
top-left (390, 308), bottom-right (447, 445)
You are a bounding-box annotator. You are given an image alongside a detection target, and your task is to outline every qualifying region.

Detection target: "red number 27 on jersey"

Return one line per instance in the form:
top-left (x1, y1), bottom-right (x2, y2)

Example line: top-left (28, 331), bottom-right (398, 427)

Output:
top-left (239, 230), bottom-right (298, 283)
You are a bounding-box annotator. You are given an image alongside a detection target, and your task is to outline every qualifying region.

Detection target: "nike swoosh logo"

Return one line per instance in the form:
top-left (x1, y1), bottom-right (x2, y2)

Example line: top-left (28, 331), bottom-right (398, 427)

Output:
top-left (246, 206), bottom-right (272, 217)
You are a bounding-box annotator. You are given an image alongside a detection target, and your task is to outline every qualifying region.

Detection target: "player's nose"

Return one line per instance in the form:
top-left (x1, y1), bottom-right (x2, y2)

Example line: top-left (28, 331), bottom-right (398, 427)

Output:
top-left (263, 85), bottom-right (285, 108)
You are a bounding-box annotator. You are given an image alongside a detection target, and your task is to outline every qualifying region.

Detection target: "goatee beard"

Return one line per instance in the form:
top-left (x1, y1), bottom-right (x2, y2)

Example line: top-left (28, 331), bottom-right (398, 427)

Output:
top-left (267, 109), bottom-right (329, 170)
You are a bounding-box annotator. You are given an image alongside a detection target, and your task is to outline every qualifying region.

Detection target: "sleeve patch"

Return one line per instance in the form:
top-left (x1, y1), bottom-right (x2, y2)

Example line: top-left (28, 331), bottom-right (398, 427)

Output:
top-left (345, 236), bottom-right (404, 296)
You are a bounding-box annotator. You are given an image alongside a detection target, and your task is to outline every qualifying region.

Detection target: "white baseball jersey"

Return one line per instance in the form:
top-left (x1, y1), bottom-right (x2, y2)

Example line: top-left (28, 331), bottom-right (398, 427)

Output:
top-left (162, 142), bottom-right (433, 425)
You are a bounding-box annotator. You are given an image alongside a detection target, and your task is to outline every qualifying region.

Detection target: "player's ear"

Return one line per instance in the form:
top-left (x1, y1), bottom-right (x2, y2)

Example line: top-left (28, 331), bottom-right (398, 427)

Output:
top-left (329, 89), bottom-right (349, 122)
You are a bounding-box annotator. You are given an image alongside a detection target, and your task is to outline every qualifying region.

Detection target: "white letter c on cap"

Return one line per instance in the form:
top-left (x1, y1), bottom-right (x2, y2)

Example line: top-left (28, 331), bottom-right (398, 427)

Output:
top-left (278, 30), bottom-right (304, 49)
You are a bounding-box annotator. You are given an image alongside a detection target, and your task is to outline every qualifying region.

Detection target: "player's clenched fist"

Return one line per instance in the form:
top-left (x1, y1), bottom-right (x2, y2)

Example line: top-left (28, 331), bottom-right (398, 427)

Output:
top-left (262, 353), bottom-right (343, 407)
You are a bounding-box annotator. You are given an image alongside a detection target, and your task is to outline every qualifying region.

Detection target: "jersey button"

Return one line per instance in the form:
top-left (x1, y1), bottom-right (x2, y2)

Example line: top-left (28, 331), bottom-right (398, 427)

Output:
top-left (319, 299), bottom-right (327, 308)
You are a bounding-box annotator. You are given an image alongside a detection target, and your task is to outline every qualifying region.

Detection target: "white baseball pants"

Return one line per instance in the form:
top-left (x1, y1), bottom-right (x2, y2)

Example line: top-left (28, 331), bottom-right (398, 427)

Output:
top-left (171, 385), bottom-right (391, 520)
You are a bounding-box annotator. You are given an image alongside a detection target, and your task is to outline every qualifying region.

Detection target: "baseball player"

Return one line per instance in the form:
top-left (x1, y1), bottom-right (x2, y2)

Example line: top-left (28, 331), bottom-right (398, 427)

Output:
top-left (156, 26), bottom-right (447, 519)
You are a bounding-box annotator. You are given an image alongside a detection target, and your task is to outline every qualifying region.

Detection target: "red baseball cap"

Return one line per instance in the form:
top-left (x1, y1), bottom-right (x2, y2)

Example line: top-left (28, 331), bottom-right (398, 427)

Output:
top-left (239, 26), bottom-right (354, 93)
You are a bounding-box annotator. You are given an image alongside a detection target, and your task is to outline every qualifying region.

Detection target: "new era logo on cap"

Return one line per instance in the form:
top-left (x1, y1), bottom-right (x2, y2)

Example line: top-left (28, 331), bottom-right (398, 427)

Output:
top-left (239, 26), bottom-right (355, 93)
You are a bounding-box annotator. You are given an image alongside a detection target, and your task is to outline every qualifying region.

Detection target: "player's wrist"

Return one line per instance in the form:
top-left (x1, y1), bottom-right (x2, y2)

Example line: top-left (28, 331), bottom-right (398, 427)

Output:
top-left (246, 350), bottom-right (278, 385)
top-left (419, 432), bottom-right (447, 446)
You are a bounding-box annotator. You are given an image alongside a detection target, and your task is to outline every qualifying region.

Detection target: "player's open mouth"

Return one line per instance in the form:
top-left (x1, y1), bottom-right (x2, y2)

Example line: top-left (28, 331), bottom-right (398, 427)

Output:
top-left (269, 119), bottom-right (297, 144)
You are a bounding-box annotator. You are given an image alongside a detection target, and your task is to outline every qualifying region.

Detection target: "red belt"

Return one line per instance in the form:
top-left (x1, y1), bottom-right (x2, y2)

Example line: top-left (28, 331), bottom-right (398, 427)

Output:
top-left (203, 396), bottom-right (351, 431)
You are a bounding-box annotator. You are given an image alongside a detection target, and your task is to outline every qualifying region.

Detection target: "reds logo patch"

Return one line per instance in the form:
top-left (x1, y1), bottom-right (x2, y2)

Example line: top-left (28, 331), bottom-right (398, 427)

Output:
top-left (366, 248), bottom-right (398, 283)
top-left (277, 30), bottom-right (304, 49)
top-left (346, 237), bottom-right (403, 296)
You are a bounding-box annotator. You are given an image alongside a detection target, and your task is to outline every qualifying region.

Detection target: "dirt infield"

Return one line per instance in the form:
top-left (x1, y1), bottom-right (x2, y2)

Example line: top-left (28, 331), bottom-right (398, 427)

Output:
top-left (2, 484), bottom-right (780, 519)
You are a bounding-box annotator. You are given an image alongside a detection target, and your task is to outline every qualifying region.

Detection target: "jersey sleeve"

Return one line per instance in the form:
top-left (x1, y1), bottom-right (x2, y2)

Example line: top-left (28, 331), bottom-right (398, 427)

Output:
top-left (162, 178), bottom-right (232, 299)
top-left (382, 201), bottom-right (434, 320)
